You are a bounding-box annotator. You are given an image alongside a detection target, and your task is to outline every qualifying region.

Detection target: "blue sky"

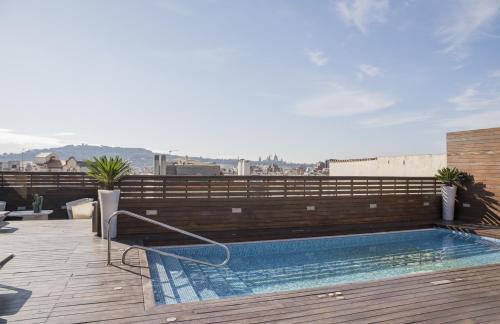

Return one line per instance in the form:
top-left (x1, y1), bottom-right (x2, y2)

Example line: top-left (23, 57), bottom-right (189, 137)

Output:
top-left (1, 0), bottom-right (499, 162)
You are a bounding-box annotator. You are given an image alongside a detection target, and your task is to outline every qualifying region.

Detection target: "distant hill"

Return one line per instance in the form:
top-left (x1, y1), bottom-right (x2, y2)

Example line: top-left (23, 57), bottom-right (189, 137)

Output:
top-left (0, 145), bottom-right (155, 169)
top-left (0, 145), bottom-right (312, 169)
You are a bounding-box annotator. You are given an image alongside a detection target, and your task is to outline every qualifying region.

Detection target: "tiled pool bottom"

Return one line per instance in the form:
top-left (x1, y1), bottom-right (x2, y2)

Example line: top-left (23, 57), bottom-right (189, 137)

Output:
top-left (147, 229), bottom-right (500, 305)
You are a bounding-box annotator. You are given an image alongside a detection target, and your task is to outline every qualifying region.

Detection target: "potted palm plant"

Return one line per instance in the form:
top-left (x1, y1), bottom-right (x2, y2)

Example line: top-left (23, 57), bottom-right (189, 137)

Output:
top-left (87, 156), bottom-right (131, 239)
top-left (435, 167), bottom-right (463, 221)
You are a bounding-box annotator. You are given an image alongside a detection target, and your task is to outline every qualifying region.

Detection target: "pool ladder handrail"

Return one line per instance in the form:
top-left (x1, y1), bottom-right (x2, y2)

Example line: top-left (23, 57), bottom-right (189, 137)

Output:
top-left (106, 210), bottom-right (231, 267)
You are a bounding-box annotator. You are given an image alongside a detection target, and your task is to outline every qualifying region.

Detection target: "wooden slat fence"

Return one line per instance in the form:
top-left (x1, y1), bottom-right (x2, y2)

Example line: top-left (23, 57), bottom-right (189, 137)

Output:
top-left (116, 176), bottom-right (440, 199)
top-left (0, 172), bottom-right (97, 188)
top-left (0, 172), bottom-right (98, 218)
top-left (0, 172), bottom-right (440, 199)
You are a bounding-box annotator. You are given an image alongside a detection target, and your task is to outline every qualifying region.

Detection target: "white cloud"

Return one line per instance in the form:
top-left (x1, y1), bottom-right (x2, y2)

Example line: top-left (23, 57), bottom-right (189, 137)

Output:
top-left (448, 85), bottom-right (500, 111)
top-left (0, 129), bottom-right (61, 152)
top-left (446, 79), bottom-right (500, 130)
top-left (490, 69), bottom-right (500, 77)
top-left (445, 110), bottom-right (500, 129)
top-left (357, 64), bottom-right (383, 78)
top-left (54, 132), bottom-right (75, 137)
top-left (335, 0), bottom-right (389, 33)
top-left (305, 50), bottom-right (329, 66)
top-left (437, 0), bottom-right (500, 61)
top-left (357, 113), bottom-right (432, 128)
top-left (296, 86), bottom-right (395, 117)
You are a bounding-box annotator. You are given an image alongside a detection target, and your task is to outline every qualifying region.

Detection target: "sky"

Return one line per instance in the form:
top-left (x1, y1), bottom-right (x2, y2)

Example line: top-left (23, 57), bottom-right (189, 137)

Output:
top-left (1, 0), bottom-right (500, 163)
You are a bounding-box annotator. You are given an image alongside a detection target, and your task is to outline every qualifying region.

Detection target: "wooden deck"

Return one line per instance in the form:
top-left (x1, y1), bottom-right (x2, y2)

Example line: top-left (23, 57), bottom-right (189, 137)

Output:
top-left (3, 220), bottom-right (500, 323)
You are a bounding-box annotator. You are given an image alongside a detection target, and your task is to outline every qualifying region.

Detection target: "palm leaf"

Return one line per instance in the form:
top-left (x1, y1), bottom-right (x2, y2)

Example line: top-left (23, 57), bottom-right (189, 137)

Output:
top-left (86, 156), bottom-right (131, 189)
top-left (435, 167), bottom-right (463, 187)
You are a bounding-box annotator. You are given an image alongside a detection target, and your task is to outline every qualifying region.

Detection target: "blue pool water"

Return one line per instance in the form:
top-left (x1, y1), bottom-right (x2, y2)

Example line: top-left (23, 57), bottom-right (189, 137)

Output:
top-left (147, 229), bottom-right (500, 305)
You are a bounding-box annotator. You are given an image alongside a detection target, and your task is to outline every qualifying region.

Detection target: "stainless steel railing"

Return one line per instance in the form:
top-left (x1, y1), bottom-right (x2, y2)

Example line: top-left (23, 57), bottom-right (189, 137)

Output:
top-left (106, 210), bottom-right (231, 267)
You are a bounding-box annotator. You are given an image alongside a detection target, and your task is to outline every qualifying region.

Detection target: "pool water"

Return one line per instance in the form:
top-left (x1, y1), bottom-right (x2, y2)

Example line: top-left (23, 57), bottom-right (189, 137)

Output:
top-left (147, 229), bottom-right (500, 305)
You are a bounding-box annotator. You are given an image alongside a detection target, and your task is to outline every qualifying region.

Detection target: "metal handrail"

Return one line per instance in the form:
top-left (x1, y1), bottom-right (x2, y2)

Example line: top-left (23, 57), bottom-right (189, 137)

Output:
top-left (106, 210), bottom-right (231, 267)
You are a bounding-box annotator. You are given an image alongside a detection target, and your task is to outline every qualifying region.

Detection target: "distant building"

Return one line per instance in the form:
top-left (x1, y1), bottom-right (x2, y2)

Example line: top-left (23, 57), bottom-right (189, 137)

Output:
top-left (0, 161), bottom-right (22, 171)
top-left (0, 154), bottom-right (86, 172)
top-left (154, 154), bottom-right (161, 175)
top-left (35, 152), bottom-right (58, 165)
top-left (237, 159), bottom-right (251, 176)
top-left (175, 163), bottom-right (221, 176)
top-left (63, 157), bottom-right (87, 172)
top-left (220, 164), bottom-right (236, 175)
top-left (33, 152), bottom-right (86, 172)
top-left (267, 163), bottom-right (282, 174)
top-left (328, 154), bottom-right (446, 177)
top-left (153, 154), bottom-right (221, 176)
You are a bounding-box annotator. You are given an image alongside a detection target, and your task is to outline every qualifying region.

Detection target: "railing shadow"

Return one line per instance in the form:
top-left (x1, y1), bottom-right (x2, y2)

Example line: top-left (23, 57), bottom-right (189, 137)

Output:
top-left (0, 222), bottom-right (18, 234)
top-left (457, 174), bottom-right (500, 226)
top-left (0, 283), bottom-right (32, 322)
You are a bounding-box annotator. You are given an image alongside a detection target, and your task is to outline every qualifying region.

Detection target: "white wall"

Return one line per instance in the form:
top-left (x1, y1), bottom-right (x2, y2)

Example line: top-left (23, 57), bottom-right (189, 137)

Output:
top-left (329, 154), bottom-right (446, 177)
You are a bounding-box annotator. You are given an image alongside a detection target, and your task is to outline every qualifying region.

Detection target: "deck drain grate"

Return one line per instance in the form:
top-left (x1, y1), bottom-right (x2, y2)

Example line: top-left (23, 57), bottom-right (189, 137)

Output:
top-left (319, 292), bottom-right (344, 300)
top-left (430, 279), bottom-right (453, 285)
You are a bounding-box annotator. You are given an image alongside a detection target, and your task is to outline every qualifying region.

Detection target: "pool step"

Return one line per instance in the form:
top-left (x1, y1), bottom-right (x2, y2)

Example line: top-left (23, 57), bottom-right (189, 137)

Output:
top-left (181, 261), bottom-right (253, 299)
top-left (148, 252), bottom-right (179, 304)
top-left (149, 253), bottom-right (252, 304)
top-left (162, 257), bottom-right (201, 303)
top-left (150, 252), bottom-right (205, 304)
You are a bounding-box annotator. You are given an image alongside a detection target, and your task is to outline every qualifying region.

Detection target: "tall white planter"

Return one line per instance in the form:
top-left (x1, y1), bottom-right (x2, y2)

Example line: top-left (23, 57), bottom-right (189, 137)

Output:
top-left (99, 189), bottom-right (120, 239)
top-left (441, 185), bottom-right (457, 221)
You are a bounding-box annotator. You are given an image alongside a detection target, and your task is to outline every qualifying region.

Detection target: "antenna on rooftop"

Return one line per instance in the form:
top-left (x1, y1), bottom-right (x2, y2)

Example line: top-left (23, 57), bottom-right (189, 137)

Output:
top-left (166, 149), bottom-right (179, 162)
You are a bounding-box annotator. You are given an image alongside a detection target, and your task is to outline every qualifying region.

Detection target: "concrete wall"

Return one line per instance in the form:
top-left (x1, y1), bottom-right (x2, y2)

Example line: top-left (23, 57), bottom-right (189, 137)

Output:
top-left (329, 154), bottom-right (446, 177)
top-left (237, 160), bottom-right (251, 176)
top-left (175, 164), bottom-right (221, 176)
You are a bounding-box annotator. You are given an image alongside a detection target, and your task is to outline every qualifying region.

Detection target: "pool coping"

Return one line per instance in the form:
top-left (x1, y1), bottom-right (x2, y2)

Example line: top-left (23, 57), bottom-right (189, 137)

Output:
top-left (137, 239), bottom-right (158, 311)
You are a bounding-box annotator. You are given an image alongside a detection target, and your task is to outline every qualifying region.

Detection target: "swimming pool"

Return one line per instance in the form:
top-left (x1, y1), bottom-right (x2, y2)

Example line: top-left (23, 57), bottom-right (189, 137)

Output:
top-left (147, 228), bottom-right (500, 305)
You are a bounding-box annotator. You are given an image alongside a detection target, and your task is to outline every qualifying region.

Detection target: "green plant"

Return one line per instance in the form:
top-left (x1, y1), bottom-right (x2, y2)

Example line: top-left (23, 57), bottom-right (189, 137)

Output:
top-left (86, 156), bottom-right (131, 190)
top-left (32, 194), bottom-right (43, 213)
top-left (435, 167), bottom-right (464, 187)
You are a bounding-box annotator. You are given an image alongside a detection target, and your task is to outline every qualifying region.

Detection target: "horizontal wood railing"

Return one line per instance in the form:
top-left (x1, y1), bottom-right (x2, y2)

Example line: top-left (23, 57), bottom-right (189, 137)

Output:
top-left (0, 172), bottom-right (440, 199)
top-left (117, 176), bottom-right (440, 199)
top-left (0, 171), bottom-right (97, 188)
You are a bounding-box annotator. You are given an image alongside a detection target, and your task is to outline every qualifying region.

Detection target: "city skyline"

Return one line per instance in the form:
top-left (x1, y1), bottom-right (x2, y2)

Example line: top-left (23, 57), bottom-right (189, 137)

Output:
top-left (1, 0), bottom-right (500, 163)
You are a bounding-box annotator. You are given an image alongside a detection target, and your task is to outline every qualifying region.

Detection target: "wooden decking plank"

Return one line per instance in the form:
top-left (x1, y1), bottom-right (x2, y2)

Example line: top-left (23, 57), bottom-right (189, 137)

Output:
top-left (187, 278), bottom-right (500, 324)
top-left (278, 284), bottom-right (500, 324)
top-left (413, 302), bottom-right (500, 324)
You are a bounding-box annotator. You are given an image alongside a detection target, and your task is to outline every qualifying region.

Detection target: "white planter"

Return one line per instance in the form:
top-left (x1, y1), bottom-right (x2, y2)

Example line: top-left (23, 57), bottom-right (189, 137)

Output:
top-left (99, 189), bottom-right (120, 239)
top-left (441, 185), bottom-right (457, 221)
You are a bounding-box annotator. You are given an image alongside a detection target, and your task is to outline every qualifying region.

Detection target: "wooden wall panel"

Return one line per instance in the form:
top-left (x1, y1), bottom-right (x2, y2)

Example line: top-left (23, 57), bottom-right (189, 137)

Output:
top-left (118, 194), bottom-right (441, 243)
top-left (447, 127), bottom-right (500, 225)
